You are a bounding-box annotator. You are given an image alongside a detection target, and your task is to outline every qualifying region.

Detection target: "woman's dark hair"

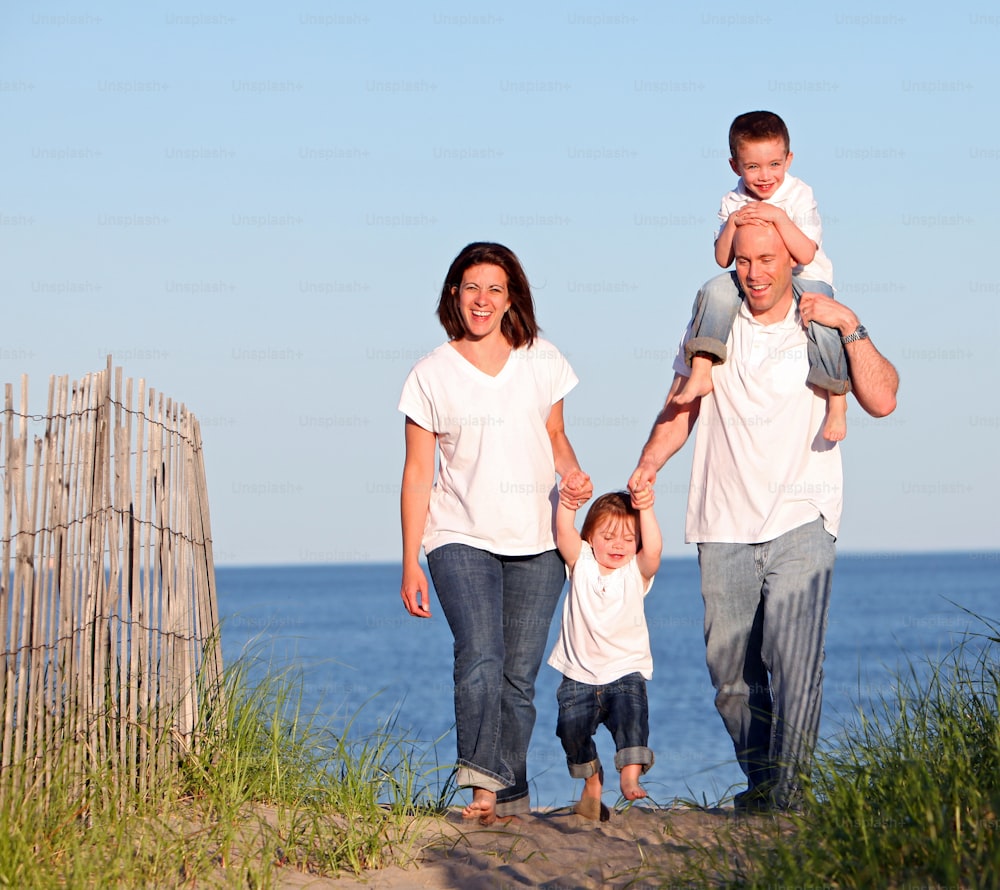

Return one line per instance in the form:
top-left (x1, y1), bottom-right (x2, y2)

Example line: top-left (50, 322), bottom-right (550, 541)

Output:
top-left (436, 242), bottom-right (538, 348)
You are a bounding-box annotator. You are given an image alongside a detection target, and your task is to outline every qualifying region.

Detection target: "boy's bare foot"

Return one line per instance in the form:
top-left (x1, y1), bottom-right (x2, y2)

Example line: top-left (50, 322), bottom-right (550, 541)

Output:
top-left (462, 788), bottom-right (497, 825)
top-left (620, 764), bottom-right (647, 801)
top-left (823, 393), bottom-right (848, 442)
top-left (573, 770), bottom-right (609, 821)
top-left (673, 356), bottom-right (714, 405)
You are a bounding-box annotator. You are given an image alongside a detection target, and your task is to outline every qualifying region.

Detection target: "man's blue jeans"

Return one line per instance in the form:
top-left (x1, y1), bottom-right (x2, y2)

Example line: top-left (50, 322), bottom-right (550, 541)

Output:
top-left (555, 672), bottom-right (654, 778)
top-left (698, 517), bottom-right (836, 809)
top-left (685, 271), bottom-right (849, 395)
top-left (427, 544), bottom-right (566, 815)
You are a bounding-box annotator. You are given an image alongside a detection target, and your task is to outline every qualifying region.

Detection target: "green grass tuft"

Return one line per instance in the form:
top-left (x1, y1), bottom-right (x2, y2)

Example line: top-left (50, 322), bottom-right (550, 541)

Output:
top-left (0, 648), bottom-right (456, 887)
top-left (689, 611), bottom-right (1000, 889)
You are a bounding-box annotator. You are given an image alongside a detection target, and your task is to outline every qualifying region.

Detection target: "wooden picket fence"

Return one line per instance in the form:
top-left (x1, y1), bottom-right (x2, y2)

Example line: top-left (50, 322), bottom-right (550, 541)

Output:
top-left (0, 359), bottom-right (223, 800)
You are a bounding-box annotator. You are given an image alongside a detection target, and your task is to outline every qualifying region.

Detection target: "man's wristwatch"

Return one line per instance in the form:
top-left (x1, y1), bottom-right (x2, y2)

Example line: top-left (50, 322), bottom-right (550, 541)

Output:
top-left (841, 324), bottom-right (869, 345)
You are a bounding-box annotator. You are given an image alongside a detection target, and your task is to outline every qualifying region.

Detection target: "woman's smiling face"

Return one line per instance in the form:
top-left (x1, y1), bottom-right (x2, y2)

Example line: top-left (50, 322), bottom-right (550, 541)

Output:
top-left (454, 263), bottom-right (511, 341)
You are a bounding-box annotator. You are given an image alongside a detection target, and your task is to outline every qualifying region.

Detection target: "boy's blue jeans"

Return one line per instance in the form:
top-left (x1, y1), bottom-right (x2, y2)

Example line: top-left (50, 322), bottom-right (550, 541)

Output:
top-left (698, 517), bottom-right (836, 809)
top-left (426, 544), bottom-right (566, 816)
top-left (555, 672), bottom-right (654, 778)
top-left (685, 271), bottom-right (850, 395)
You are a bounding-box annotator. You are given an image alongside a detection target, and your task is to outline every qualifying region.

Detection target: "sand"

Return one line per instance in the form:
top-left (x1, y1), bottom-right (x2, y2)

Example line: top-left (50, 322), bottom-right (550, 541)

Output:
top-left (271, 804), bottom-right (761, 889)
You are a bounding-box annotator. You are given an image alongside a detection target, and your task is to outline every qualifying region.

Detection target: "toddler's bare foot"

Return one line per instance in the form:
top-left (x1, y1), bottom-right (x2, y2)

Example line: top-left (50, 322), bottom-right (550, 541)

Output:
top-left (823, 393), bottom-right (848, 442)
top-left (621, 781), bottom-right (647, 801)
top-left (620, 764), bottom-right (647, 801)
top-left (573, 771), bottom-right (609, 821)
top-left (462, 788), bottom-right (497, 825)
top-left (673, 356), bottom-right (714, 405)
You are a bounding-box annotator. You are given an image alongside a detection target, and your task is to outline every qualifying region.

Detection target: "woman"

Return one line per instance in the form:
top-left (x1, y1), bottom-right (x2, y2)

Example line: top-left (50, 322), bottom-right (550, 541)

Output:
top-left (399, 242), bottom-right (591, 824)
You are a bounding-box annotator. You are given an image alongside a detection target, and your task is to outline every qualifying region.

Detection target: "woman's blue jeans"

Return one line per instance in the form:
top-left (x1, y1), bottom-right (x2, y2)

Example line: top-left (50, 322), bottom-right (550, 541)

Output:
top-left (698, 517), bottom-right (836, 809)
top-left (427, 544), bottom-right (566, 815)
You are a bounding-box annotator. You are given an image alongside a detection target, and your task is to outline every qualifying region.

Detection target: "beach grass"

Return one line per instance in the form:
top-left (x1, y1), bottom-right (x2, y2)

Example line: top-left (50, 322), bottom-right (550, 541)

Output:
top-left (674, 610), bottom-right (1000, 889)
top-left (0, 650), bottom-right (455, 888)
top-left (5, 616), bottom-right (998, 888)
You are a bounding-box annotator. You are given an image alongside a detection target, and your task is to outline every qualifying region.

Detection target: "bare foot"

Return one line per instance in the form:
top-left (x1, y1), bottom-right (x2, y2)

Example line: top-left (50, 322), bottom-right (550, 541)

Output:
top-left (462, 788), bottom-right (497, 825)
top-left (673, 356), bottom-right (714, 405)
top-left (573, 771), bottom-right (607, 821)
top-left (620, 764), bottom-right (647, 801)
top-left (823, 393), bottom-right (848, 442)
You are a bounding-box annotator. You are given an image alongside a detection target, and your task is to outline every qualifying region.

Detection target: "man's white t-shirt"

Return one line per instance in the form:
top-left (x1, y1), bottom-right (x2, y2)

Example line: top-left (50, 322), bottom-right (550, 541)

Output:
top-left (675, 300), bottom-right (843, 544)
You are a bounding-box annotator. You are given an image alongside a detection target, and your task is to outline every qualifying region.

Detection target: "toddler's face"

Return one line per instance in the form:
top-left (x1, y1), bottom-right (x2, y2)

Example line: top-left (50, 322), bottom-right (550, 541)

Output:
top-left (729, 137), bottom-right (793, 201)
top-left (589, 517), bottom-right (638, 574)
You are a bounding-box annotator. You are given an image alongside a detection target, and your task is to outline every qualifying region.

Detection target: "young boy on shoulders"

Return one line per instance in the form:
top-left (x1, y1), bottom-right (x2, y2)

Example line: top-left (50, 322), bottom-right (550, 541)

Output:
top-left (673, 110), bottom-right (850, 442)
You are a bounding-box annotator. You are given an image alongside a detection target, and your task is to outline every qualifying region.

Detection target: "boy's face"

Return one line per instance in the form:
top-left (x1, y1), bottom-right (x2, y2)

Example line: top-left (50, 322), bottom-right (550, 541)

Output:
top-left (729, 137), bottom-right (793, 201)
top-left (589, 517), bottom-right (638, 575)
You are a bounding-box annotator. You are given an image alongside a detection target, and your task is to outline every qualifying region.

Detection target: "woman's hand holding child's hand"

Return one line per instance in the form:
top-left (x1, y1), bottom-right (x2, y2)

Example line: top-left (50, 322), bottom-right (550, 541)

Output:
top-left (559, 469), bottom-right (593, 510)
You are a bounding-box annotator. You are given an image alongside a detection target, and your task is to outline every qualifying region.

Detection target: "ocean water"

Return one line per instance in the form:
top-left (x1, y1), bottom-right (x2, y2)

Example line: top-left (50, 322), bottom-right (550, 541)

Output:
top-left (216, 552), bottom-right (999, 809)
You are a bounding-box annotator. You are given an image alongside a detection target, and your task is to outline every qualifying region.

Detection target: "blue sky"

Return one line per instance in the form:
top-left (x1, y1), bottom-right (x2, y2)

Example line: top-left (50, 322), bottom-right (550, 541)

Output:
top-left (2, 3), bottom-right (997, 564)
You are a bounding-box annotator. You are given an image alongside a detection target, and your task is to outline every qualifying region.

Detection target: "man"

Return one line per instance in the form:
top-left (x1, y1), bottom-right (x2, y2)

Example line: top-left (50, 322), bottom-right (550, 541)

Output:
top-left (629, 222), bottom-right (898, 811)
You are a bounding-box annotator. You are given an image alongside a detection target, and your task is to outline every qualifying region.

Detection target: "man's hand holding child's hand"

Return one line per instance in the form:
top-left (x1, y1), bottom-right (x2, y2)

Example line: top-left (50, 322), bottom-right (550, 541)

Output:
top-left (630, 483), bottom-right (655, 511)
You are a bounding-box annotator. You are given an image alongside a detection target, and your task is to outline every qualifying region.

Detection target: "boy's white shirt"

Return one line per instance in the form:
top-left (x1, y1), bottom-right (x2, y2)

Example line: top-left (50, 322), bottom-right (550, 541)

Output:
top-left (718, 173), bottom-right (834, 286)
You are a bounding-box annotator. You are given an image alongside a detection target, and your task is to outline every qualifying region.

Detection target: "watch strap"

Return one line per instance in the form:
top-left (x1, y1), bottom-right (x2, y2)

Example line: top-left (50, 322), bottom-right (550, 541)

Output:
top-left (841, 324), bottom-right (868, 345)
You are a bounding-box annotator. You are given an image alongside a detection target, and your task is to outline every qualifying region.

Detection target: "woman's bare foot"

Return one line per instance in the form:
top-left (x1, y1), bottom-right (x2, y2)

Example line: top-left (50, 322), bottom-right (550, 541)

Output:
top-left (620, 764), bottom-right (647, 801)
top-left (462, 788), bottom-right (497, 825)
top-left (673, 355), bottom-right (714, 405)
top-left (823, 393), bottom-right (848, 442)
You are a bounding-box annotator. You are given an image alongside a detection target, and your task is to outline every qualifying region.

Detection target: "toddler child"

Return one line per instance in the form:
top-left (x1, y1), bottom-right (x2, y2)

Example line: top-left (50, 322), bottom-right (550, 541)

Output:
top-left (673, 110), bottom-right (850, 442)
top-left (548, 475), bottom-right (662, 820)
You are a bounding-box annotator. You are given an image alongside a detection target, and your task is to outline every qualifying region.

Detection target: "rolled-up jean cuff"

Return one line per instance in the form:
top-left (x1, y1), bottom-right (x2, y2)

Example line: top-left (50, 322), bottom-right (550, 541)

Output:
top-left (567, 757), bottom-right (602, 780)
top-left (806, 367), bottom-right (851, 395)
top-left (684, 336), bottom-right (728, 366)
top-left (495, 795), bottom-right (531, 817)
top-left (614, 746), bottom-right (654, 774)
top-left (455, 763), bottom-right (510, 793)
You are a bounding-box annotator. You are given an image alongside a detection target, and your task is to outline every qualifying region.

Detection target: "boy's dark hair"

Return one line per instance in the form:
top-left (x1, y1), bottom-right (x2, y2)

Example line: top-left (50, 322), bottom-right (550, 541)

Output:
top-left (580, 491), bottom-right (642, 551)
top-left (728, 111), bottom-right (790, 158)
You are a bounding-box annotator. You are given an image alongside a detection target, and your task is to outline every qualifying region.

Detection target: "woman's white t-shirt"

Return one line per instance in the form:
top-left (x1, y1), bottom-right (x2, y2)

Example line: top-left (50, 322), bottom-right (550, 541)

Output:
top-left (398, 337), bottom-right (578, 556)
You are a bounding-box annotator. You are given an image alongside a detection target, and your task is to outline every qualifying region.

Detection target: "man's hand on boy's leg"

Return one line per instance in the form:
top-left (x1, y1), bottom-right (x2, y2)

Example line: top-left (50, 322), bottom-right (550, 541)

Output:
top-left (797, 291), bottom-right (856, 338)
